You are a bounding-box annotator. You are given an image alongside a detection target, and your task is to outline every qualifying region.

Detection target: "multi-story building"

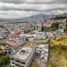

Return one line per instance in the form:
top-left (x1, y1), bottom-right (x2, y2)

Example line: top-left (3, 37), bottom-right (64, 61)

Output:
top-left (10, 46), bottom-right (35, 67)
top-left (36, 44), bottom-right (49, 66)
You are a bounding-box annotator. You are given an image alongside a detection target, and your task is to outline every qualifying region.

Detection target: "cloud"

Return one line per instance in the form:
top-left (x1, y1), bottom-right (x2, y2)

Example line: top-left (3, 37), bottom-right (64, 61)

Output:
top-left (0, 0), bottom-right (67, 18)
top-left (0, 0), bottom-right (54, 4)
top-left (0, 10), bottom-right (67, 19)
top-left (0, 2), bottom-right (67, 11)
top-left (54, 0), bottom-right (67, 4)
top-left (0, 0), bottom-right (67, 4)
top-left (0, 10), bottom-right (35, 18)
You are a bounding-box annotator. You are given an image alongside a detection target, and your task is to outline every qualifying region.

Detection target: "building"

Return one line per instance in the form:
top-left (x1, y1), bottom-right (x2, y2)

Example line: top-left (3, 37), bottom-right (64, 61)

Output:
top-left (0, 45), bottom-right (7, 55)
top-left (8, 35), bottom-right (26, 46)
top-left (46, 32), bottom-right (54, 38)
top-left (33, 32), bottom-right (46, 40)
top-left (10, 46), bottom-right (35, 67)
top-left (36, 44), bottom-right (48, 63)
top-left (6, 35), bottom-right (27, 54)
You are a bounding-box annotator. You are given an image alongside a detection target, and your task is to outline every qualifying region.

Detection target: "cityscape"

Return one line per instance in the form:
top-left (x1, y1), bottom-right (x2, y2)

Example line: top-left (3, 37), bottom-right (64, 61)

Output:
top-left (0, 15), bottom-right (67, 67)
top-left (0, 0), bottom-right (67, 67)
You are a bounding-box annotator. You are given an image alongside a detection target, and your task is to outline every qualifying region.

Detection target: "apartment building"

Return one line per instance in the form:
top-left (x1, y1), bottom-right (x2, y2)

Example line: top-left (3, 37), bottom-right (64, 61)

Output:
top-left (36, 44), bottom-right (49, 64)
top-left (10, 46), bottom-right (35, 67)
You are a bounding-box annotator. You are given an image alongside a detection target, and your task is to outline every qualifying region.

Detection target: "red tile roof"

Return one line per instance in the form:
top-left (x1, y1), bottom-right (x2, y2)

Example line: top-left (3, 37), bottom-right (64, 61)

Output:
top-left (12, 31), bottom-right (21, 37)
top-left (6, 40), bottom-right (17, 46)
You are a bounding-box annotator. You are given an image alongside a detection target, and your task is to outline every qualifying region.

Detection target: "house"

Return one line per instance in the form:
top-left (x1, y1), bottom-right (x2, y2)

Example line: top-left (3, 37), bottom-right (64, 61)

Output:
top-left (6, 35), bottom-right (27, 54)
top-left (0, 45), bottom-right (7, 55)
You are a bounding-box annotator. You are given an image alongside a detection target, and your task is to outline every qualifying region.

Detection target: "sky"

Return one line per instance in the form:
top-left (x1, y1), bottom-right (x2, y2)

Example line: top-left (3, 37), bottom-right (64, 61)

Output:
top-left (0, 0), bottom-right (67, 19)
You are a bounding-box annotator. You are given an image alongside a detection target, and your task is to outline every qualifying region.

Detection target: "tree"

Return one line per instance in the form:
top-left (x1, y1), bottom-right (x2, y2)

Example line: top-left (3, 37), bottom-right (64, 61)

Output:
top-left (0, 55), bottom-right (10, 67)
top-left (41, 25), bottom-right (44, 31)
top-left (51, 22), bottom-right (59, 31)
top-left (24, 29), bottom-right (31, 33)
top-left (64, 19), bottom-right (67, 34)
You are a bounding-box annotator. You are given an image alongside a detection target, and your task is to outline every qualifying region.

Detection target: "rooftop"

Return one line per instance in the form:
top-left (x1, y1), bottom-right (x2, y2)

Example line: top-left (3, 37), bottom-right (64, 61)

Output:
top-left (6, 40), bottom-right (17, 46)
top-left (37, 44), bottom-right (48, 48)
top-left (13, 47), bottom-right (34, 61)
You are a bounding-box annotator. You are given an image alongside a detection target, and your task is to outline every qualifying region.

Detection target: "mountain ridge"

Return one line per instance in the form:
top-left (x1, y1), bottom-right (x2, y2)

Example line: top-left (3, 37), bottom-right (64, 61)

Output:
top-left (0, 14), bottom-right (66, 22)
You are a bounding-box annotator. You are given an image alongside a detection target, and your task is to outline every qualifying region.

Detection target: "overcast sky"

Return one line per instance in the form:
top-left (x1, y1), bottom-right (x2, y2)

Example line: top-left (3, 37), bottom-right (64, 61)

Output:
top-left (0, 0), bottom-right (67, 19)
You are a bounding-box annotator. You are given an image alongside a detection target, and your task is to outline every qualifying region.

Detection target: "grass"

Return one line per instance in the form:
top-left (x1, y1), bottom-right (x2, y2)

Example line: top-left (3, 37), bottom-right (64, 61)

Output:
top-left (48, 47), bottom-right (67, 67)
top-left (48, 36), bottom-right (67, 67)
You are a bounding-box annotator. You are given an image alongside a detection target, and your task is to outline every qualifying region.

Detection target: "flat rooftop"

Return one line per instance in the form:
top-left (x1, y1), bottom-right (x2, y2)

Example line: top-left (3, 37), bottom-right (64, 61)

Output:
top-left (37, 44), bottom-right (48, 48)
top-left (13, 47), bottom-right (34, 61)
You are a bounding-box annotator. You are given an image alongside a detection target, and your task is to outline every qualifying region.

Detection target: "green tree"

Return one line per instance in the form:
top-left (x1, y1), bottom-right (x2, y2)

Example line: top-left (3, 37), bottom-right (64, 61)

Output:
top-left (64, 19), bottom-right (67, 34)
top-left (41, 25), bottom-right (44, 31)
top-left (0, 55), bottom-right (10, 67)
top-left (0, 43), bottom-right (6, 46)
top-left (51, 22), bottom-right (59, 31)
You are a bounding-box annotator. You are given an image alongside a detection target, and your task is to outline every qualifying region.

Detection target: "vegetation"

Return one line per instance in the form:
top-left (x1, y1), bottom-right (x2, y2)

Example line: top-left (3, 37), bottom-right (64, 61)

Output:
top-left (41, 22), bottom-right (59, 32)
top-left (48, 36), bottom-right (67, 67)
top-left (64, 19), bottom-right (67, 34)
top-left (48, 36), bottom-right (67, 47)
top-left (51, 22), bottom-right (59, 31)
top-left (52, 16), bottom-right (66, 20)
top-left (0, 42), bottom-right (7, 46)
top-left (41, 25), bottom-right (50, 32)
top-left (41, 25), bottom-right (45, 31)
top-left (0, 54), bottom-right (10, 67)
top-left (0, 42), bottom-right (10, 67)
top-left (24, 29), bottom-right (32, 33)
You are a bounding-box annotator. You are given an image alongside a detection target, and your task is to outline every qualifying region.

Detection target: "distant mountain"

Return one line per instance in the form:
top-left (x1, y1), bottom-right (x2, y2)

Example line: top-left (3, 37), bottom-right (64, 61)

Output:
top-left (0, 14), bottom-right (66, 23)
top-left (27, 14), bottom-right (53, 20)
top-left (0, 14), bottom-right (52, 22)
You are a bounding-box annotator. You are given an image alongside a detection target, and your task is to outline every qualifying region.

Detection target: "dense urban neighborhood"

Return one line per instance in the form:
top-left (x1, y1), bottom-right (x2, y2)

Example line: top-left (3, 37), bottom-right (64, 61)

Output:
top-left (0, 15), bottom-right (67, 67)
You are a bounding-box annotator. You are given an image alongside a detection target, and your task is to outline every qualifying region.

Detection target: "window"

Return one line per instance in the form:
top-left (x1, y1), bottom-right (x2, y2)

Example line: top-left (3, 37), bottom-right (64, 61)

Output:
top-left (12, 62), bottom-right (15, 64)
top-left (11, 58), bottom-right (14, 60)
top-left (15, 59), bottom-right (20, 63)
top-left (21, 62), bottom-right (25, 64)
top-left (15, 64), bottom-right (20, 66)
top-left (15, 59), bottom-right (25, 65)
top-left (15, 64), bottom-right (24, 67)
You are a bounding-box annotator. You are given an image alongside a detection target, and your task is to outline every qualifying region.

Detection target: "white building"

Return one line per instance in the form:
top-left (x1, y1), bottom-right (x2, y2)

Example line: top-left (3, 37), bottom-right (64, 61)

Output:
top-left (33, 32), bottom-right (46, 40)
top-left (46, 32), bottom-right (54, 38)
top-left (10, 47), bottom-right (35, 67)
top-left (36, 44), bottom-right (48, 63)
